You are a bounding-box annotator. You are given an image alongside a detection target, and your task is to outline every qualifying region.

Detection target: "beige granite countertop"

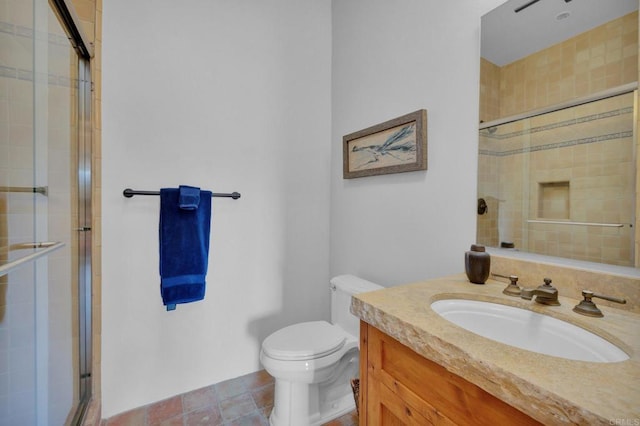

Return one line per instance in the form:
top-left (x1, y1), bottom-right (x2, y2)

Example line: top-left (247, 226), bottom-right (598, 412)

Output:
top-left (351, 274), bottom-right (640, 425)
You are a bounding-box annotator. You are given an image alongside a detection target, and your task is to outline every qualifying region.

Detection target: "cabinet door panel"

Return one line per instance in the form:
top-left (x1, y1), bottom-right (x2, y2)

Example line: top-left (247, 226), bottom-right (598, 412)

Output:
top-left (370, 375), bottom-right (438, 425)
top-left (364, 324), bottom-right (541, 426)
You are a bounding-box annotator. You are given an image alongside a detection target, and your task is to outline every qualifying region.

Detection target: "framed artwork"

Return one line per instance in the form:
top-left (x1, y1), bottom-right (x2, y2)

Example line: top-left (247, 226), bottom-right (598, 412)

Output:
top-left (343, 109), bottom-right (427, 179)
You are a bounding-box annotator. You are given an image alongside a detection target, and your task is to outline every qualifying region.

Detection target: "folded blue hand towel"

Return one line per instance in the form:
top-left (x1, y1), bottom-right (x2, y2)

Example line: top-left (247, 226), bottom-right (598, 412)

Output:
top-left (179, 185), bottom-right (200, 210)
top-left (159, 187), bottom-right (212, 311)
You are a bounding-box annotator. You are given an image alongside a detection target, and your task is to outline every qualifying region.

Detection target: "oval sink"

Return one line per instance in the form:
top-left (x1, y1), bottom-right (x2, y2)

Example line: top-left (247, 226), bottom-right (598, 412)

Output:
top-left (431, 299), bottom-right (628, 363)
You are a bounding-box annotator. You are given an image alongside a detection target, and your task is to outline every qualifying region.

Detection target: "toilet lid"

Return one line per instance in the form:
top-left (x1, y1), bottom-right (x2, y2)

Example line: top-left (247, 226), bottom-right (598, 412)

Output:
top-left (262, 321), bottom-right (346, 361)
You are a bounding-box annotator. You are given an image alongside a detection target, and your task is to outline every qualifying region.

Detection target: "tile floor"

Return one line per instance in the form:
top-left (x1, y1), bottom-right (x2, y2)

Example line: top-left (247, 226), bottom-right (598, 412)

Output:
top-left (102, 370), bottom-right (358, 426)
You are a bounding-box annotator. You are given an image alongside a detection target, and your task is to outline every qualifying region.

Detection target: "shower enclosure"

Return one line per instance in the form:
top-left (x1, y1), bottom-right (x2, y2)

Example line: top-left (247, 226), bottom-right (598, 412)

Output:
top-left (478, 87), bottom-right (636, 267)
top-left (1, 0), bottom-right (92, 424)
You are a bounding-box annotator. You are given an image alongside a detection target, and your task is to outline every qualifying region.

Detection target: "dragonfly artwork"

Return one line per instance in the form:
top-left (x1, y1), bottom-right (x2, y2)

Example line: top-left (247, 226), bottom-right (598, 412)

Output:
top-left (349, 123), bottom-right (417, 170)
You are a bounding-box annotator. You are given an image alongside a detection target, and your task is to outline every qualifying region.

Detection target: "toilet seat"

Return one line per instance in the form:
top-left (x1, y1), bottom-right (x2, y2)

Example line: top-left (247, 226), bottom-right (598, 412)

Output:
top-left (262, 321), bottom-right (347, 361)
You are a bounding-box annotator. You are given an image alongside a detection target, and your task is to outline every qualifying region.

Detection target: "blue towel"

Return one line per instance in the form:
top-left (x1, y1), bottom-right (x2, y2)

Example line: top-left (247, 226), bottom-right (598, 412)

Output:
top-left (179, 185), bottom-right (200, 210)
top-left (159, 187), bottom-right (212, 311)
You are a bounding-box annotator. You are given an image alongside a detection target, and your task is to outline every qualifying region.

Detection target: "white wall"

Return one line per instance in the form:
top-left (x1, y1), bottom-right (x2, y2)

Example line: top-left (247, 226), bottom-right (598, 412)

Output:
top-left (101, 0), bottom-right (506, 417)
top-left (101, 0), bottom-right (332, 417)
top-left (330, 0), bottom-right (487, 286)
top-left (479, 0), bottom-right (509, 16)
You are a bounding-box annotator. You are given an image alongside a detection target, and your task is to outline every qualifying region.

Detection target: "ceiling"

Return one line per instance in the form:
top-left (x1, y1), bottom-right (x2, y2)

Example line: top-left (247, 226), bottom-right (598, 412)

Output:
top-left (481, 0), bottom-right (639, 66)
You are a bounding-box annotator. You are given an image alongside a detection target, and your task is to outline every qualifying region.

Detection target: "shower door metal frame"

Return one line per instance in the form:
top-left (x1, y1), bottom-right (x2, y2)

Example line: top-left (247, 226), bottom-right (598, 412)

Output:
top-left (479, 82), bottom-right (639, 130)
top-left (49, 0), bottom-right (94, 423)
top-left (74, 56), bottom-right (93, 424)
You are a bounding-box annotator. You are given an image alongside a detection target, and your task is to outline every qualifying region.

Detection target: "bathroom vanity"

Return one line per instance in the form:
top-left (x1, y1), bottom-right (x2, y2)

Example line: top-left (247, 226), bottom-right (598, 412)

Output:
top-left (351, 274), bottom-right (640, 425)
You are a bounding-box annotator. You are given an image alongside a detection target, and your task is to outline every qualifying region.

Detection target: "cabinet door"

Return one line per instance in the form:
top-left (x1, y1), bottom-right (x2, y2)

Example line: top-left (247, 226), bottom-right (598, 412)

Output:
top-left (369, 376), bottom-right (454, 425)
top-left (363, 323), bottom-right (541, 426)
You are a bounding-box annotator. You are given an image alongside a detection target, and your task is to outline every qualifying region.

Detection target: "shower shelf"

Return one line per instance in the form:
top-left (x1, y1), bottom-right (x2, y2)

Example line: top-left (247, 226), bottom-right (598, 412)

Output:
top-left (527, 220), bottom-right (628, 228)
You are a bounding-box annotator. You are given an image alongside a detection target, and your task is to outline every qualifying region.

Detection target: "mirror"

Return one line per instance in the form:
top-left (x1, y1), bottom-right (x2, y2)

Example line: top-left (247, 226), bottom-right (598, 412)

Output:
top-left (478, 0), bottom-right (639, 268)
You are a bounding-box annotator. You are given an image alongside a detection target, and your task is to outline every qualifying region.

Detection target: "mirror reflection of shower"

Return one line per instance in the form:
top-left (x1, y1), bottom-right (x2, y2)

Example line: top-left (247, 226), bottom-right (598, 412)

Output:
top-left (477, 90), bottom-right (635, 267)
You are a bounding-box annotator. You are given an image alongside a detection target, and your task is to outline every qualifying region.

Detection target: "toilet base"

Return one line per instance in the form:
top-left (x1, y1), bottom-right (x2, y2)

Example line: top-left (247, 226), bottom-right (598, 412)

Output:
top-left (268, 380), bottom-right (355, 426)
top-left (260, 324), bottom-right (362, 426)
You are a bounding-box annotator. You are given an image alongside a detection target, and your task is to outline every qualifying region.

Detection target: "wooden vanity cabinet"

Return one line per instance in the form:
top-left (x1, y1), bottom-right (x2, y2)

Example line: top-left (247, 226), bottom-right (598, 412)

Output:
top-left (358, 322), bottom-right (541, 426)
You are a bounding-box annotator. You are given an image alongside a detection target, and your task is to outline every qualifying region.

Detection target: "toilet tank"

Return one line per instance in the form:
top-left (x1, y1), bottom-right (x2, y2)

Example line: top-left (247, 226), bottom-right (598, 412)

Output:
top-left (330, 275), bottom-right (383, 339)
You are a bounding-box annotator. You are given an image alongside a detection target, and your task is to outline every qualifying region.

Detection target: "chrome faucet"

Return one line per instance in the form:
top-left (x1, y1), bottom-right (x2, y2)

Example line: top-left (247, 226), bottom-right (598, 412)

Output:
top-left (520, 278), bottom-right (560, 306)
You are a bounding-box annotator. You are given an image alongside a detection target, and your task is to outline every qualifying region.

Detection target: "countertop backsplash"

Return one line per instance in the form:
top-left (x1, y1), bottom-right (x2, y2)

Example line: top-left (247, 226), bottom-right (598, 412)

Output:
top-left (489, 252), bottom-right (640, 314)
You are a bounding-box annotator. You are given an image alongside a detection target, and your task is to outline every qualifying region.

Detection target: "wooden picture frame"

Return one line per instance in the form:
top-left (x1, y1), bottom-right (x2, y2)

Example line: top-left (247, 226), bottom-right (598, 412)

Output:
top-left (343, 109), bottom-right (427, 179)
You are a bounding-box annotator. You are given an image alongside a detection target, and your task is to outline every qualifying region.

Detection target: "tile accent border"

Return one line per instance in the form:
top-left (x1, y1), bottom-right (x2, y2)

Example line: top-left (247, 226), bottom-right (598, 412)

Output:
top-left (479, 105), bottom-right (634, 157)
top-left (480, 131), bottom-right (633, 157)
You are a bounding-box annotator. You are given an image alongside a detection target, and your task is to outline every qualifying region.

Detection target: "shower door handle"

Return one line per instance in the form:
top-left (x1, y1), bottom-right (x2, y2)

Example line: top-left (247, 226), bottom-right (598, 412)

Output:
top-left (9, 241), bottom-right (60, 250)
top-left (0, 241), bottom-right (65, 278)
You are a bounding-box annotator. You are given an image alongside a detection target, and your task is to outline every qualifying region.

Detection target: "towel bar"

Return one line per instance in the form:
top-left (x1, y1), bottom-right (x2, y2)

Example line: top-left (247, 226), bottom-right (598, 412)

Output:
top-left (0, 241), bottom-right (65, 278)
top-left (0, 186), bottom-right (48, 196)
top-left (123, 188), bottom-right (241, 199)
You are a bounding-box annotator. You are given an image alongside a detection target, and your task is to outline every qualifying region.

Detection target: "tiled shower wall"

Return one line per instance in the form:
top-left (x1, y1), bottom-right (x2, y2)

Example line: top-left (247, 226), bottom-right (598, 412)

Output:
top-left (478, 11), bottom-right (639, 267)
top-left (481, 12), bottom-right (638, 122)
top-left (479, 57), bottom-right (501, 125)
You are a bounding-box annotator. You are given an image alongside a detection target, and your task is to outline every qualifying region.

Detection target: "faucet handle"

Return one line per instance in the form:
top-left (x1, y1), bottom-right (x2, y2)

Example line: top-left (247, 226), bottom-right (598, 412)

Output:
top-left (589, 291), bottom-right (626, 305)
top-left (502, 275), bottom-right (522, 297)
top-left (573, 290), bottom-right (627, 317)
top-left (540, 277), bottom-right (554, 288)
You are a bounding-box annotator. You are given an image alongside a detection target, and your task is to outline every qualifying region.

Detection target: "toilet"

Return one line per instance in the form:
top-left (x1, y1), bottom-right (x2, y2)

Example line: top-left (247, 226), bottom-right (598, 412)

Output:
top-left (260, 275), bottom-right (383, 426)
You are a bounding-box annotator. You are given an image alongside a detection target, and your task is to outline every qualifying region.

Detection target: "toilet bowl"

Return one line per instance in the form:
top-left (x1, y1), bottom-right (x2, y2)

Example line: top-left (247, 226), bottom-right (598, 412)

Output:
top-left (260, 275), bottom-right (383, 426)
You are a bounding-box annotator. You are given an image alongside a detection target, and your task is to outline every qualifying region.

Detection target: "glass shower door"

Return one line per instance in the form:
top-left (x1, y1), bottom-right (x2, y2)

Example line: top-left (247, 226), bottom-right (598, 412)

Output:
top-left (0, 0), bottom-right (41, 422)
top-left (0, 0), bottom-right (90, 424)
top-left (478, 91), bottom-right (636, 266)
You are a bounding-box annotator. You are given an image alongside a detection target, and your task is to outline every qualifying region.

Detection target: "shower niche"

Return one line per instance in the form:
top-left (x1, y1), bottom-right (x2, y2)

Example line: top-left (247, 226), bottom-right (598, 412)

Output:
top-left (537, 182), bottom-right (570, 220)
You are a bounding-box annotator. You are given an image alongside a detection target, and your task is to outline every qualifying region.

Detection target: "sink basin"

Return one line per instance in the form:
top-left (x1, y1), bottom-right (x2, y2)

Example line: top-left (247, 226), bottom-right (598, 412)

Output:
top-left (431, 299), bottom-right (628, 363)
